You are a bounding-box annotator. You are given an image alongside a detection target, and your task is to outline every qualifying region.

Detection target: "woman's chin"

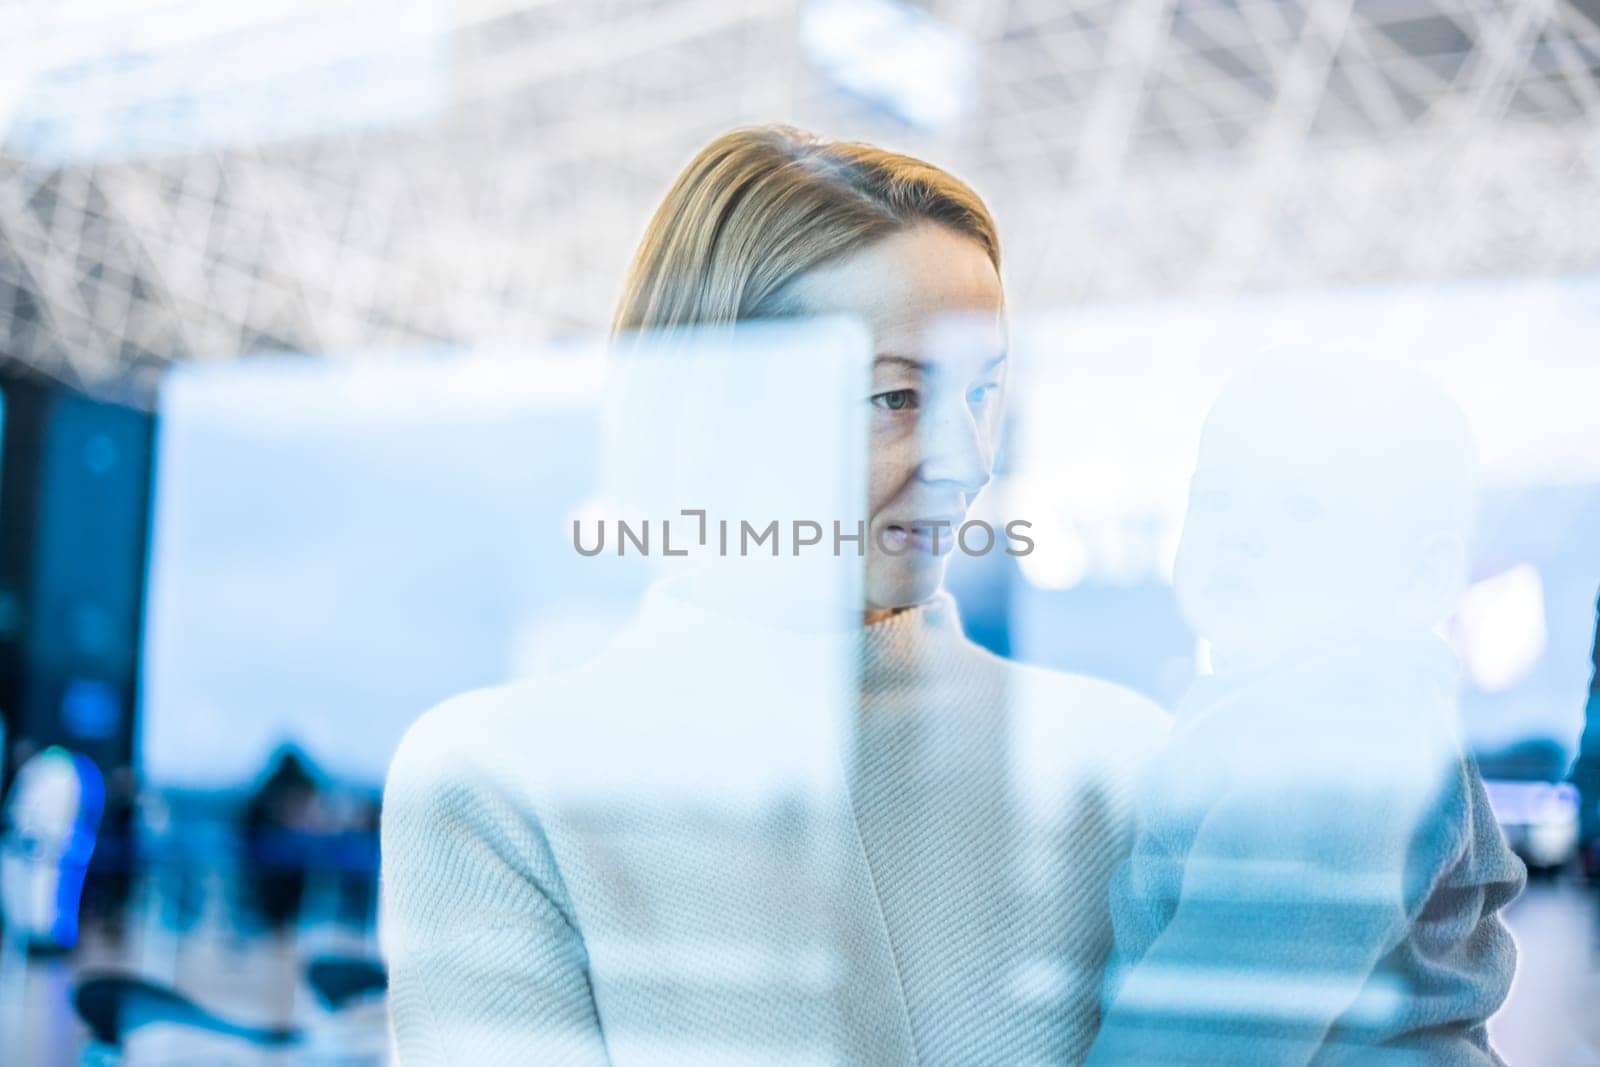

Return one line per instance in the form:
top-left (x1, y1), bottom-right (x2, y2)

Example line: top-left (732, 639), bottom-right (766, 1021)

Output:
top-left (864, 559), bottom-right (947, 614)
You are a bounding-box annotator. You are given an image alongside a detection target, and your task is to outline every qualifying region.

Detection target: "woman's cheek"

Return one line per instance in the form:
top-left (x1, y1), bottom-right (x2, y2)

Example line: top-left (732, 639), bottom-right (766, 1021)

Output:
top-left (867, 413), bottom-right (919, 458)
top-left (865, 424), bottom-right (920, 512)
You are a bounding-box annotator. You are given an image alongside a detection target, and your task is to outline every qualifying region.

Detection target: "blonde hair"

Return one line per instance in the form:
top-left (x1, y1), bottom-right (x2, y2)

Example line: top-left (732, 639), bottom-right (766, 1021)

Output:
top-left (612, 125), bottom-right (1001, 334)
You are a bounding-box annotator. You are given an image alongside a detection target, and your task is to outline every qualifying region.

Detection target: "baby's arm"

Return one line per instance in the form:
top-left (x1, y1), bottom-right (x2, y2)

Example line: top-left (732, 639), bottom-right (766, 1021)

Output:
top-left (1086, 766), bottom-right (1433, 1066)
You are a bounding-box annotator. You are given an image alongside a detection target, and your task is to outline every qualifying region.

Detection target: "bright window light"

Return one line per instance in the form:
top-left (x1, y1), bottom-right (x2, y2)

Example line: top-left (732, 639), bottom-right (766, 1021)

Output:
top-left (800, 0), bottom-right (977, 129)
top-left (3, 0), bottom-right (450, 163)
top-left (1453, 563), bottom-right (1549, 693)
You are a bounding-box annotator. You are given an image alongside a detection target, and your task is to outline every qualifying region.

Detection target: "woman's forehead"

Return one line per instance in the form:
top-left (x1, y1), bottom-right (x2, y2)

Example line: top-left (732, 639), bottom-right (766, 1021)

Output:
top-left (789, 225), bottom-right (1004, 345)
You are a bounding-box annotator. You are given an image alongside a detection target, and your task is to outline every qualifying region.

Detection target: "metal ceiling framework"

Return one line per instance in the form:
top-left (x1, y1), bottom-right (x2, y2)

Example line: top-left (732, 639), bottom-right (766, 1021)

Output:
top-left (0, 0), bottom-right (1596, 395)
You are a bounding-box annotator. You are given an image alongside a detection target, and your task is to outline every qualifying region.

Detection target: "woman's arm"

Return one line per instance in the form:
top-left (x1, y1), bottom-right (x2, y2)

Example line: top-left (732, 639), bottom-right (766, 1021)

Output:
top-left (381, 708), bottom-right (610, 1066)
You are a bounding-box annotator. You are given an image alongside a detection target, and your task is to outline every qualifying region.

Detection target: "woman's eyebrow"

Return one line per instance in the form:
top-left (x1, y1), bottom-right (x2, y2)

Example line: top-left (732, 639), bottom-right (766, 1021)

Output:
top-left (873, 354), bottom-right (925, 373)
top-left (872, 352), bottom-right (1009, 377)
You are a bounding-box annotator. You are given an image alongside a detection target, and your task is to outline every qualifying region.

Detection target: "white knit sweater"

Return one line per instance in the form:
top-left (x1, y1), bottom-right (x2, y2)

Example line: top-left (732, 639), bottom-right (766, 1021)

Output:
top-left (380, 584), bottom-right (1169, 1065)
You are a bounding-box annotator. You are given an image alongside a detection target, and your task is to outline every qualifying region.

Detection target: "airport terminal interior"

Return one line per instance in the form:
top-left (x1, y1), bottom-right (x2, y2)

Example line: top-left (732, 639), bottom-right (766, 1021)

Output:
top-left (2, 0), bottom-right (1600, 1063)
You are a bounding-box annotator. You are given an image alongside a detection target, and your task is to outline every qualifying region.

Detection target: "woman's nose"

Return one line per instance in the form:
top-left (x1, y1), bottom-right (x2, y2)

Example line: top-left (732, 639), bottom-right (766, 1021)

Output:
top-left (916, 399), bottom-right (993, 496)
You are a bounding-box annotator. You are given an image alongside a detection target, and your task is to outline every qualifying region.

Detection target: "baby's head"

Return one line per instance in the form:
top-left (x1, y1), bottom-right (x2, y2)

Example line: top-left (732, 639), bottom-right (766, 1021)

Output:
top-left (1173, 355), bottom-right (1476, 671)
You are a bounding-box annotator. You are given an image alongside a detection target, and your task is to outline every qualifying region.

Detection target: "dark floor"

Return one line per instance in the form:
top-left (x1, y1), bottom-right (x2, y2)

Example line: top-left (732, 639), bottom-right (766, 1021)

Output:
top-left (1490, 875), bottom-right (1600, 1065)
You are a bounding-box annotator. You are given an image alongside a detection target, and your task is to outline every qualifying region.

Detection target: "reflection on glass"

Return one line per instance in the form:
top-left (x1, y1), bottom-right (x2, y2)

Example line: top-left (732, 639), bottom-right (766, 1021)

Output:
top-left (1088, 357), bottom-right (1526, 1064)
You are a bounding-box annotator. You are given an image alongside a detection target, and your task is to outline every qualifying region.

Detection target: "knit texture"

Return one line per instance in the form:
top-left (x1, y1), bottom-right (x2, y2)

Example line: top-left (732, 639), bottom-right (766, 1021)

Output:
top-left (381, 584), bottom-right (1170, 1065)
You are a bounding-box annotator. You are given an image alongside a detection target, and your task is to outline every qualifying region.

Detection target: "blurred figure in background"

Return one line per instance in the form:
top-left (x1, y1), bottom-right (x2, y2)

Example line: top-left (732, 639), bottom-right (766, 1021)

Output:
top-left (76, 765), bottom-right (139, 945)
top-left (0, 745), bottom-right (104, 952)
top-left (1569, 588), bottom-right (1600, 880)
top-left (1088, 357), bottom-right (1525, 1065)
top-left (241, 745), bottom-right (330, 930)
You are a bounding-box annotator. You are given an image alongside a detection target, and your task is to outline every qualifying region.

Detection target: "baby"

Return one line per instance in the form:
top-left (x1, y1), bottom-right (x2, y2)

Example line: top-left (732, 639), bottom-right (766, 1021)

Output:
top-left (1086, 357), bottom-right (1525, 1065)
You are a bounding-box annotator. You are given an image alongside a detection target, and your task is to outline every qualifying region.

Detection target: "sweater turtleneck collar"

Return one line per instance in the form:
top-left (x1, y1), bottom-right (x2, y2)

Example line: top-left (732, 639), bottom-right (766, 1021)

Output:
top-left (629, 579), bottom-right (967, 678)
top-left (862, 590), bottom-right (960, 642)
top-left (859, 590), bottom-right (965, 686)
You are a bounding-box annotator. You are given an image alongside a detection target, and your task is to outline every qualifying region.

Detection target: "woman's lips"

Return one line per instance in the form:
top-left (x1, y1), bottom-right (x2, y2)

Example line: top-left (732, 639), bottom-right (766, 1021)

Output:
top-left (883, 519), bottom-right (960, 556)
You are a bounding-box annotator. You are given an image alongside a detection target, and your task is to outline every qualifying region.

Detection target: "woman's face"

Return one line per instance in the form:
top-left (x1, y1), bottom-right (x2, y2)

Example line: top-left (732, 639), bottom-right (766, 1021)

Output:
top-left (782, 223), bottom-right (1007, 611)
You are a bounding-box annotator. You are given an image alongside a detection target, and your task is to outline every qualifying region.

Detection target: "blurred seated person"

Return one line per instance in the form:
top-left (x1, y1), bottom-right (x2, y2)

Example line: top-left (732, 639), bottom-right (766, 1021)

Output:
top-left (241, 745), bottom-right (331, 930)
top-left (1570, 586), bottom-right (1600, 880)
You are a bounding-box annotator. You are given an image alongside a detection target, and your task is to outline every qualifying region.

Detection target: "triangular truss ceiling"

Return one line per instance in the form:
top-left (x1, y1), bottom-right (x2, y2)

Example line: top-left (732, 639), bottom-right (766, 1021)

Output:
top-left (0, 0), bottom-right (1596, 389)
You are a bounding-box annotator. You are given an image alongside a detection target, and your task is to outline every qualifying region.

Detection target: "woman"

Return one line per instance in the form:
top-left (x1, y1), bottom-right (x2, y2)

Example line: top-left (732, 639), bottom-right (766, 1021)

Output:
top-left (381, 126), bottom-right (1169, 1065)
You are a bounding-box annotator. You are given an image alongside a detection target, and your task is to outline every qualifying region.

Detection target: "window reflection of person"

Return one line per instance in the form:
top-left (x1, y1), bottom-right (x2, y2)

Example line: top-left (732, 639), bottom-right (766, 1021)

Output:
top-left (1087, 358), bottom-right (1525, 1064)
top-left (380, 126), bottom-right (1169, 1065)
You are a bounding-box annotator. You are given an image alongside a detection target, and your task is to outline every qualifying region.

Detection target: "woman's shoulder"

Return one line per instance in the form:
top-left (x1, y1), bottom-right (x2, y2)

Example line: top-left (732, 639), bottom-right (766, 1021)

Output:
top-left (384, 680), bottom-right (559, 805)
top-left (380, 683), bottom-right (585, 955)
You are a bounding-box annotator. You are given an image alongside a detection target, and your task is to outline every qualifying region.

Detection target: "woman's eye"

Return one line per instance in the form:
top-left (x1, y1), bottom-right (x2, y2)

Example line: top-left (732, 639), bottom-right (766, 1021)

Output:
top-left (870, 389), bottom-right (918, 412)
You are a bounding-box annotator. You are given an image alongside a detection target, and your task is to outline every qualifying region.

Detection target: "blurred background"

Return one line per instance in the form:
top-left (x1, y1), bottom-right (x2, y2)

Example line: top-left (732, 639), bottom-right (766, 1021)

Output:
top-left (0, 0), bottom-right (1597, 1062)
